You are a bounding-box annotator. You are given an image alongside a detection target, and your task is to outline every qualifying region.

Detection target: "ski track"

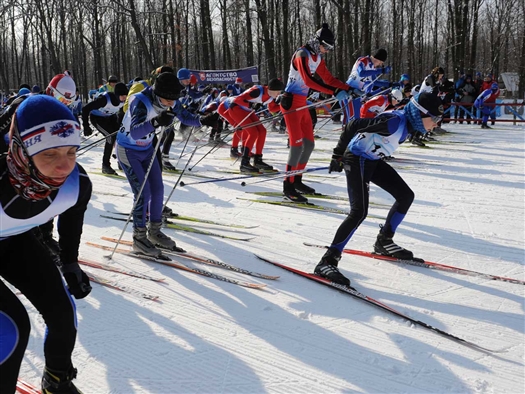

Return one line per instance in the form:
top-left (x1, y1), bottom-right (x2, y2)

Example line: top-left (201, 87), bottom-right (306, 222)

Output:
top-left (14, 121), bottom-right (525, 393)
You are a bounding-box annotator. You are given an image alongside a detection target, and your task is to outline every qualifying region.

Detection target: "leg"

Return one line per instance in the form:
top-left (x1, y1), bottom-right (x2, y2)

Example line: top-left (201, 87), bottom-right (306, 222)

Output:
top-left (371, 160), bottom-right (415, 258)
top-left (293, 114), bottom-right (316, 193)
top-left (1, 233), bottom-right (78, 388)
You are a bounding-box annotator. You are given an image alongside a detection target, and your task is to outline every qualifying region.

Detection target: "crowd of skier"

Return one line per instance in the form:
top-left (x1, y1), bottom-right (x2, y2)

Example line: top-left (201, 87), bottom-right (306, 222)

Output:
top-left (0, 22), bottom-right (505, 394)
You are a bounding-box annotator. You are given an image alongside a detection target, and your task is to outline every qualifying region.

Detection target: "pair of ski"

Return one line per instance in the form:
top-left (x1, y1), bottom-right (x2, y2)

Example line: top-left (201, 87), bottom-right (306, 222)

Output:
top-left (247, 191), bottom-right (390, 207)
top-left (87, 237), bottom-right (278, 290)
top-left (255, 254), bottom-right (504, 353)
top-left (303, 243), bottom-right (524, 286)
top-left (100, 214), bottom-right (255, 242)
top-left (238, 197), bottom-right (386, 220)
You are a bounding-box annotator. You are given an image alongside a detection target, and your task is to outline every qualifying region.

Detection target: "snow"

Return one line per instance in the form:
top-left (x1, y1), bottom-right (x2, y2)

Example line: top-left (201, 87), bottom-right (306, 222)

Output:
top-left (16, 119), bottom-right (525, 393)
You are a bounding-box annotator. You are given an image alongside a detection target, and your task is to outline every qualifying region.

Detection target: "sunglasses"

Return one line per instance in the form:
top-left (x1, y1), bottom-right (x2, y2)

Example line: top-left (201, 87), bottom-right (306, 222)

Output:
top-left (50, 87), bottom-right (74, 106)
top-left (410, 97), bottom-right (443, 123)
top-left (320, 40), bottom-right (334, 51)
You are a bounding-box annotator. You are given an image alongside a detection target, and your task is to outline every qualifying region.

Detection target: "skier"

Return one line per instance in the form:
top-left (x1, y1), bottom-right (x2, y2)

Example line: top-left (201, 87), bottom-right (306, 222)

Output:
top-left (281, 23), bottom-right (351, 202)
top-left (360, 89), bottom-right (403, 119)
top-left (474, 82), bottom-right (500, 129)
top-left (98, 75), bottom-right (118, 94)
top-left (419, 67), bottom-right (444, 94)
top-left (82, 82), bottom-right (129, 174)
top-left (116, 72), bottom-right (217, 257)
top-left (314, 92), bottom-right (443, 286)
top-left (224, 78), bottom-right (284, 173)
top-left (0, 95), bottom-right (92, 394)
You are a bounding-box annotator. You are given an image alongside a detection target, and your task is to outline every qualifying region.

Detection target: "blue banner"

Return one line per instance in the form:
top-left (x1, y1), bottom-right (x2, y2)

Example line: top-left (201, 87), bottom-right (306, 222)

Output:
top-left (189, 66), bottom-right (259, 85)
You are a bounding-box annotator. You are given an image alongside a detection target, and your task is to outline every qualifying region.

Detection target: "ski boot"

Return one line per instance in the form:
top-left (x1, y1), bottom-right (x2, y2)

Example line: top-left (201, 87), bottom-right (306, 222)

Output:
top-left (314, 247), bottom-right (350, 286)
top-left (102, 164), bottom-right (118, 175)
top-left (147, 222), bottom-right (185, 252)
top-left (42, 365), bottom-right (83, 394)
top-left (283, 179), bottom-right (308, 203)
top-left (240, 147), bottom-right (260, 173)
top-left (373, 227), bottom-right (414, 260)
top-left (162, 160), bottom-right (177, 172)
top-left (230, 146), bottom-right (242, 158)
top-left (293, 175), bottom-right (315, 194)
top-left (253, 154), bottom-right (274, 172)
top-left (132, 227), bottom-right (162, 258)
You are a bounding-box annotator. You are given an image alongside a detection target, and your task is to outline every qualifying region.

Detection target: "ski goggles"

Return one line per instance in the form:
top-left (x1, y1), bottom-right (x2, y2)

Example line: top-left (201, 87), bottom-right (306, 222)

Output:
top-left (49, 87), bottom-right (75, 106)
top-left (320, 40), bottom-right (334, 51)
top-left (410, 97), bottom-right (443, 123)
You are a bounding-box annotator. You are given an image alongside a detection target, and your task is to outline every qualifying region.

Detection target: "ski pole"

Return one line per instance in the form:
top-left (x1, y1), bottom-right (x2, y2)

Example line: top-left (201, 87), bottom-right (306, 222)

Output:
top-left (162, 134), bottom-right (205, 213)
top-left (77, 130), bottom-right (119, 156)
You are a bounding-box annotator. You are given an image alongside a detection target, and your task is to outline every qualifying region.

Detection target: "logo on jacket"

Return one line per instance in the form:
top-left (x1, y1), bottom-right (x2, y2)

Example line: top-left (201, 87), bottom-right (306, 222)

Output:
top-left (50, 121), bottom-right (76, 138)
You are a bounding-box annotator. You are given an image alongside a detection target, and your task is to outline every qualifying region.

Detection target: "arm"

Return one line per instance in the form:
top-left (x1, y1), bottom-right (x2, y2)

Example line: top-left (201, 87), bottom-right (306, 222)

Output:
top-left (173, 100), bottom-right (204, 128)
top-left (81, 95), bottom-right (107, 125)
top-left (57, 165), bottom-right (92, 264)
top-left (314, 60), bottom-right (350, 92)
top-left (294, 51), bottom-right (346, 95)
top-left (129, 99), bottom-right (156, 140)
top-left (333, 116), bottom-right (392, 155)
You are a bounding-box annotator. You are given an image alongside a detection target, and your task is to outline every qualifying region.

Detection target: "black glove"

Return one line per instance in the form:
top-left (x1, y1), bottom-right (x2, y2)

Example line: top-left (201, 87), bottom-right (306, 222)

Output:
top-left (251, 103), bottom-right (263, 111)
top-left (203, 85), bottom-right (213, 94)
top-left (151, 109), bottom-right (175, 128)
top-left (200, 112), bottom-right (219, 127)
top-left (60, 262), bottom-right (92, 299)
top-left (83, 124), bottom-right (93, 137)
top-left (329, 154), bottom-right (344, 173)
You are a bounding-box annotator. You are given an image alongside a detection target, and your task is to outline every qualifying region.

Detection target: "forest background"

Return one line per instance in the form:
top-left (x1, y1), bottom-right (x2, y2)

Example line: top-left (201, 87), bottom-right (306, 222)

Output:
top-left (1, 0), bottom-right (524, 98)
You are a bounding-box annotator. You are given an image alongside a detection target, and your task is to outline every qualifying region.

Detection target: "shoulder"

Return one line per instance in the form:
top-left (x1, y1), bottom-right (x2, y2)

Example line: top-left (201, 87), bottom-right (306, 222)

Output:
top-left (295, 47), bottom-right (311, 58)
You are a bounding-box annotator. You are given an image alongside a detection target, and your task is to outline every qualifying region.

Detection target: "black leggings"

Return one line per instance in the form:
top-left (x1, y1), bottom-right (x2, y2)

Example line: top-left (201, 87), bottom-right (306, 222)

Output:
top-left (330, 155), bottom-right (414, 251)
top-left (0, 231), bottom-right (77, 393)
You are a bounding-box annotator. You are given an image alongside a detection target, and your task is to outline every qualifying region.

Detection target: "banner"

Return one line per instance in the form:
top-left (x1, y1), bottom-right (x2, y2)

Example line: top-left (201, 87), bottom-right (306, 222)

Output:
top-left (188, 66), bottom-right (259, 85)
top-left (500, 72), bottom-right (519, 92)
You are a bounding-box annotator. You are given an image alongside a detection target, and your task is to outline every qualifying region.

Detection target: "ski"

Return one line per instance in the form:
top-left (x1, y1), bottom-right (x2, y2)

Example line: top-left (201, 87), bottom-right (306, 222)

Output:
top-left (85, 270), bottom-right (160, 301)
top-left (100, 236), bottom-right (279, 280)
top-left (303, 243), bottom-right (525, 285)
top-left (88, 171), bottom-right (126, 179)
top-left (86, 242), bottom-right (266, 290)
top-left (237, 198), bottom-right (385, 219)
top-left (79, 258), bottom-right (165, 282)
top-left (99, 215), bottom-right (255, 242)
top-left (107, 210), bottom-right (258, 229)
top-left (246, 191), bottom-right (389, 207)
top-left (254, 254), bottom-right (500, 353)
top-left (16, 379), bottom-right (40, 394)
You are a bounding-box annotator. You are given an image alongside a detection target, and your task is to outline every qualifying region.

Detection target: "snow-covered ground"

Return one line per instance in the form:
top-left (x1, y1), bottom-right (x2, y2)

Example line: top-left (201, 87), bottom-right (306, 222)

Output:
top-left (16, 118), bottom-right (524, 393)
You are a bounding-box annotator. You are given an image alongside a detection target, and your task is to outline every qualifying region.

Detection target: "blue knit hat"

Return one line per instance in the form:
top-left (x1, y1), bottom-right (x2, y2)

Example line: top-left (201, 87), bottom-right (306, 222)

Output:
top-left (18, 88), bottom-right (31, 96)
top-left (16, 95), bottom-right (80, 156)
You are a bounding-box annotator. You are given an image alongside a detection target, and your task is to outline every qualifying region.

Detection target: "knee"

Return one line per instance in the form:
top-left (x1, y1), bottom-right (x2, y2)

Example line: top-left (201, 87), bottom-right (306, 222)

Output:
top-left (399, 188), bottom-right (415, 209)
top-left (302, 138), bottom-right (315, 154)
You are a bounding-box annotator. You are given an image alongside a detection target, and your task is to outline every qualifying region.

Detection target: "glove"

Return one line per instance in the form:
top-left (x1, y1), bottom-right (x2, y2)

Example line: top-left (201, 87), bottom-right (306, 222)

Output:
top-left (60, 262), bottom-right (92, 299)
top-left (252, 103), bottom-right (264, 111)
top-left (151, 109), bottom-right (175, 128)
top-left (83, 124), bottom-right (93, 137)
top-left (329, 154), bottom-right (344, 173)
top-left (334, 88), bottom-right (350, 101)
top-left (381, 66), bottom-right (392, 74)
top-left (203, 85), bottom-right (213, 94)
top-left (200, 112), bottom-right (219, 127)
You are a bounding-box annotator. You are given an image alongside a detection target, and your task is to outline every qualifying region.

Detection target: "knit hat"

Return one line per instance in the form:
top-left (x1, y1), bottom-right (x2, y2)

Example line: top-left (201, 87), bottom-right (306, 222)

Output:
top-left (114, 82), bottom-right (129, 97)
top-left (315, 23), bottom-right (335, 47)
top-left (153, 72), bottom-right (183, 100)
top-left (32, 85), bottom-right (41, 93)
top-left (177, 68), bottom-right (191, 80)
top-left (227, 84), bottom-right (235, 91)
top-left (18, 88), bottom-right (31, 96)
top-left (15, 95), bottom-right (81, 157)
top-left (46, 73), bottom-right (76, 105)
top-left (190, 74), bottom-right (198, 85)
top-left (268, 78), bottom-right (284, 91)
top-left (235, 77), bottom-right (243, 84)
top-left (108, 75), bottom-right (118, 83)
top-left (404, 92), bottom-right (443, 134)
top-left (372, 49), bottom-right (387, 62)
top-left (491, 82), bottom-right (499, 91)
